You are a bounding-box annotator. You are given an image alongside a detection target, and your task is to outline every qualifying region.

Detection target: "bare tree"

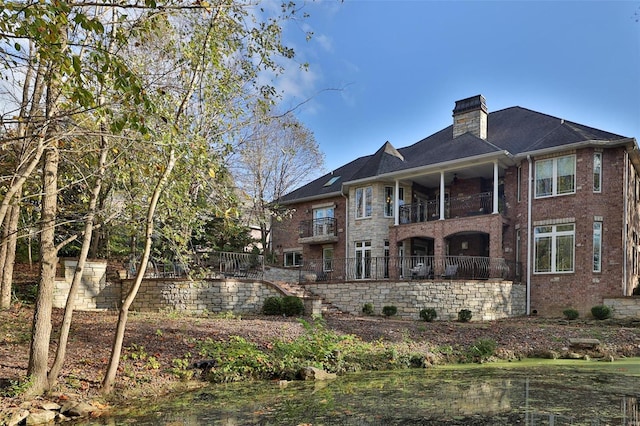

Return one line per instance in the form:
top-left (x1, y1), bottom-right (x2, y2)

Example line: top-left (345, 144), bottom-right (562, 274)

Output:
top-left (233, 111), bottom-right (325, 254)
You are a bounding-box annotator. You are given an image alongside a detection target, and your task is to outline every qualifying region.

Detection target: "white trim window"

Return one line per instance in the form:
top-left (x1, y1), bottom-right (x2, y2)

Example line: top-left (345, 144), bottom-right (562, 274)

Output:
top-left (322, 247), bottom-right (334, 272)
top-left (384, 186), bottom-right (404, 217)
top-left (535, 155), bottom-right (576, 198)
top-left (355, 240), bottom-right (371, 279)
top-left (593, 221), bottom-right (602, 272)
top-left (593, 152), bottom-right (602, 193)
top-left (284, 251), bottom-right (302, 267)
top-left (313, 206), bottom-right (334, 237)
top-left (356, 186), bottom-right (373, 219)
top-left (534, 223), bottom-right (575, 273)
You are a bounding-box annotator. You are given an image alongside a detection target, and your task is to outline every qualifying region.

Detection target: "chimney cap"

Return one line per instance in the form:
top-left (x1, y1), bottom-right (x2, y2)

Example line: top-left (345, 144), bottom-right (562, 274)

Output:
top-left (453, 95), bottom-right (487, 116)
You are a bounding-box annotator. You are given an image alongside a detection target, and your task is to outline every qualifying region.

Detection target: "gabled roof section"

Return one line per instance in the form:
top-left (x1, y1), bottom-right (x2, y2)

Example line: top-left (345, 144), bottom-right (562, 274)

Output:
top-left (350, 141), bottom-right (405, 180)
top-left (276, 155), bottom-right (370, 204)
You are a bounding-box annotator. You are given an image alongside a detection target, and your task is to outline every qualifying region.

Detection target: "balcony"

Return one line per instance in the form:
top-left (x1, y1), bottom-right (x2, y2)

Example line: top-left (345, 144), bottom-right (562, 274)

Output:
top-left (297, 255), bottom-right (521, 283)
top-left (298, 217), bottom-right (339, 244)
top-left (399, 192), bottom-right (504, 224)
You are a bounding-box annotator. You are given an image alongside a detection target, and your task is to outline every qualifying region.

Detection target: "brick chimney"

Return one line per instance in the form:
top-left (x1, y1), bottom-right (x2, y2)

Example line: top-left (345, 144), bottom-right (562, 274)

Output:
top-left (452, 95), bottom-right (487, 139)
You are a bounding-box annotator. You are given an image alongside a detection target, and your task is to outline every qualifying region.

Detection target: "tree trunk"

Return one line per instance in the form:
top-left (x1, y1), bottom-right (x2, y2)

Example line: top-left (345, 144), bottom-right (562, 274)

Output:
top-left (0, 187), bottom-right (22, 309)
top-left (48, 135), bottom-right (109, 387)
top-left (101, 149), bottom-right (176, 394)
top-left (26, 145), bottom-right (59, 396)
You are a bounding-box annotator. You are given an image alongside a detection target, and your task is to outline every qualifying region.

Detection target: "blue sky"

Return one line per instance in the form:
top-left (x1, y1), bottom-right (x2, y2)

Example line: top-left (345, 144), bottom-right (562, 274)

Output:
top-left (276, 1), bottom-right (640, 173)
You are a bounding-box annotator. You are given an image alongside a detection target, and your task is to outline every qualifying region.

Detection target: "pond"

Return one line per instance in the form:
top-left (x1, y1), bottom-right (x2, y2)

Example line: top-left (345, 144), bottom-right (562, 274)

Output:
top-left (85, 359), bottom-right (640, 425)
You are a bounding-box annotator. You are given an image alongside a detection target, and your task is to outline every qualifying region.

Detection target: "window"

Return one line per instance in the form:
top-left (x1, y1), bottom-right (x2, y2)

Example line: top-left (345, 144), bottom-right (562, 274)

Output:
top-left (284, 251), bottom-right (302, 267)
top-left (535, 155), bottom-right (576, 198)
top-left (313, 207), bottom-right (334, 236)
top-left (593, 222), bottom-right (602, 272)
top-left (593, 152), bottom-right (602, 193)
top-left (534, 224), bottom-right (575, 273)
top-left (324, 176), bottom-right (340, 187)
top-left (356, 186), bottom-right (372, 218)
top-left (384, 186), bottom-right (404, 217)
top-left (384, 240), bottom-right (390, 278)
top-left (323, 247), bottom-right (334, 272)
top-left (355, 241), bottom-right (371, 279)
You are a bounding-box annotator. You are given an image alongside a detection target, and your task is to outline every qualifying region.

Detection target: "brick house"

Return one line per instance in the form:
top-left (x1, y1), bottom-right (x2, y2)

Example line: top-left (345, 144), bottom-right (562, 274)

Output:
top-left (270, 95), bottom-right (640, 317)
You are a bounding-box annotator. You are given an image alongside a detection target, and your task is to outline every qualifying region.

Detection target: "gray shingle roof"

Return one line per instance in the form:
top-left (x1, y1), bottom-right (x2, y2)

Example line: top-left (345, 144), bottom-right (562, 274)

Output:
top-left (278, 105), bottom-right (629, 204)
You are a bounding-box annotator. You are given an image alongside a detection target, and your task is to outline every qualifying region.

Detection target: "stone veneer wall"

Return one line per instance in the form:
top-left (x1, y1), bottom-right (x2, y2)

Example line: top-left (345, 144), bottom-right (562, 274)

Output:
top-left (603, 298), bottom-right (640, 319)
top-left (120, 278), bottom-right (285, 314)
top-left (53, 259), bottom-right (120, 310)
top-left (305, 280), bottom-right (526, 321)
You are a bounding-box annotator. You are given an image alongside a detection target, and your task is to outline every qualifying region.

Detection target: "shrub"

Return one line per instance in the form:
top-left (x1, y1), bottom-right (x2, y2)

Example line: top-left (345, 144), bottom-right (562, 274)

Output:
top-left (282, 296), bottom-right (305, 317)
top-left (562, 308), bottom-right (579, 320)
top-left (262, 296), bottom-right (283, 315)
top-left (466, 338), bottom-right (497, 362)
top-left (458, 309), bottom-right (472, 322)
top-left (591, 305), bottom-right (611, 320)
top-left (419, 307), bottom-right (437, 322)
top-left (198, 336), bottom-right (271, 383)
top-left (362, 303), bottom-right (374, 316)
top-left (382, 305), bottom-right (398, 317)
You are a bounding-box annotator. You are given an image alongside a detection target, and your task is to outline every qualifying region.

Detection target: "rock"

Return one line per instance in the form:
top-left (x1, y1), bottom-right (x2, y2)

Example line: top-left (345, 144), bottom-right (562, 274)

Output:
top-left (60, 401), bottom-right (98, 417)
top-left (7, 409), bottom-right (30, 426)
top-left (565, 352), bottom-right (582, 359)
top-left (25, 409), bottom-right (56, 425)
top-left (39, 401), bottom-right (60, 411)
top-left (300, 366), bottom-right (336, 381)
top-left (568, 338), bottom-right (601, 349)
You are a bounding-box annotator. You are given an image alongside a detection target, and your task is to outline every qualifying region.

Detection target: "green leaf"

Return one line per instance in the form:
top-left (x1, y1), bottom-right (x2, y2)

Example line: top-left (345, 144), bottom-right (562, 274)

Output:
top-left (72, 55), bottom-right (81, 75)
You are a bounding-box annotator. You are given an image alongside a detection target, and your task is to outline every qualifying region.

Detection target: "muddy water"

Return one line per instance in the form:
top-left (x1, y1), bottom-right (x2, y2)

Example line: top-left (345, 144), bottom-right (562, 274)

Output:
top-left (90, 359), bottom-right (640, 425)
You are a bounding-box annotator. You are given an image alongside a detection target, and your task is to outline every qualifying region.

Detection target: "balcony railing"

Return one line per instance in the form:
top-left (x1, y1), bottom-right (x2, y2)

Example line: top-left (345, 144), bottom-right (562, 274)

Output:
top-left (298, 255), bottom-right (521, 283)
top-left (298, 217), bottom-right (338, 240)
top-left (399, 192), bottom-right (505, 224)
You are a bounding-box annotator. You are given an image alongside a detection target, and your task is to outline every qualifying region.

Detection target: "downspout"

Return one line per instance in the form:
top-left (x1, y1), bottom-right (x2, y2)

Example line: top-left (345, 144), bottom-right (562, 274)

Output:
top-left (526, 155), bottom-right (533, 315)
top-left (623, 151), bottom-right (629, 295)
top-left (342, 189), bottom-right (349, 266)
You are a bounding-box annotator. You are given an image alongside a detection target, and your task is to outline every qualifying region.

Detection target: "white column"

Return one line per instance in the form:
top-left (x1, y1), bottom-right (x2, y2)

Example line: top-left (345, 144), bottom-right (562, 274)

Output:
top-left (394, 179), bottom-right (400, 226)
top-left (440, 171), bottom-right (445, 220)
top-left (493, 161), bottom-right (499, 214)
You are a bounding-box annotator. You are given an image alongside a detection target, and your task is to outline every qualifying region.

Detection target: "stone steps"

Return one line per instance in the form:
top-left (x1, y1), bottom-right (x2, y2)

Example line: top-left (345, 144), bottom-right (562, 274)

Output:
top-left (274, 280), bottom-right (342, 314)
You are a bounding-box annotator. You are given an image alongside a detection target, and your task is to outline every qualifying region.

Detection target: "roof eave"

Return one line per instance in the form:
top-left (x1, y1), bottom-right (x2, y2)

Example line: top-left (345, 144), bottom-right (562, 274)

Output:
top-left (276, 191), bottom-right (344, 206)
top-left (513, 138), bottom-right (636, 160)
top-left (342, 150), bottom-right (514, 187)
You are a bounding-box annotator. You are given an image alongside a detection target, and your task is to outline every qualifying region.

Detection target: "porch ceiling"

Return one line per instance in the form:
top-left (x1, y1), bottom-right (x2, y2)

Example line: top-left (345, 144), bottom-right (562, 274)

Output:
top-left (400, 162), bottom-right (504, 188)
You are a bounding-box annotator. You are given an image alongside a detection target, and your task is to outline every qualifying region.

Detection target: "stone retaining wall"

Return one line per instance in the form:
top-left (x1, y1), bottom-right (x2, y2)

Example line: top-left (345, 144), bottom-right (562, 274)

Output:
top-left (53, 259), bottom-right (119, 310)
top-left (120, 279), bottom-right (285, 314)
top-left (54, 261), bottom-right (526, 319)
top-left (305, 280), bottom-right (526, 321)
top-left (603, 297), bottom-right (640, 319)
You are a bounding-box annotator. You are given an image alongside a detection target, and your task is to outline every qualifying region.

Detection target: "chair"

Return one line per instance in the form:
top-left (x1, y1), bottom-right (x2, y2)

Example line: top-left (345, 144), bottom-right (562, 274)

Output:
top-left (442, 264), bottom-right (458, 279)
top-left (410, 263), bottom-right (431, 279)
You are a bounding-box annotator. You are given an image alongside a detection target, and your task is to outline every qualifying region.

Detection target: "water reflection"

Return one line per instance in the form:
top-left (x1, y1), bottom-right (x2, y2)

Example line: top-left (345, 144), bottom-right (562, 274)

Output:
top-left (86, 359), bottom-right (640, 425)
